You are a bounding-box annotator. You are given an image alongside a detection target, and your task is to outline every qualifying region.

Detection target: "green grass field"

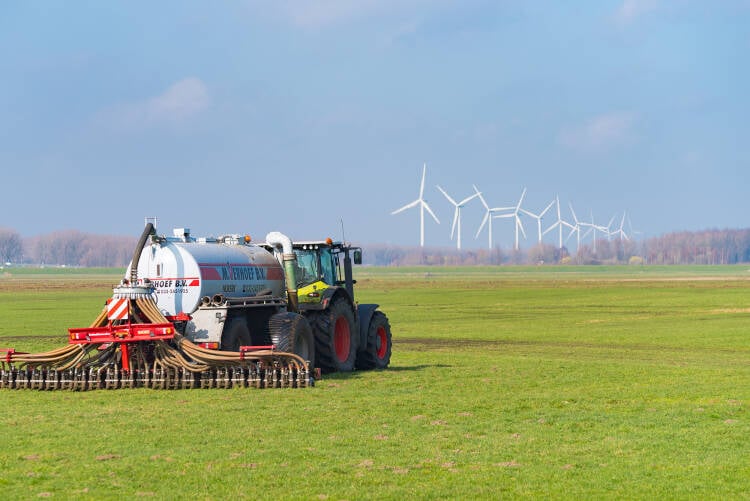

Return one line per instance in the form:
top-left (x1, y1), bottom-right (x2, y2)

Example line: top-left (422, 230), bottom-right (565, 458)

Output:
top-left (1, 266), bottom-right (749, 499)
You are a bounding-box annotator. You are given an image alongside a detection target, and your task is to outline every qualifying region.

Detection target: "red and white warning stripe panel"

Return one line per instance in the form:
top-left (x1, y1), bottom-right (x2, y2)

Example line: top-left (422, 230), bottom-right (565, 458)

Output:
top-left (107, 297), bottom-right (129, 321)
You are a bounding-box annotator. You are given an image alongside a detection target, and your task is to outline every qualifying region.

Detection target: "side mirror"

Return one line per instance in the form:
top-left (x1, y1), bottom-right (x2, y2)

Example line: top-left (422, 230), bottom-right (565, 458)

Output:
top-left (353, 249), bottom-right (362, 265)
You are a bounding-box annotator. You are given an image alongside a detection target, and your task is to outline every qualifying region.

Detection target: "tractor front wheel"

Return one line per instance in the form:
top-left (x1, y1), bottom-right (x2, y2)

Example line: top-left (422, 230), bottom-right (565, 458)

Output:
top-left (356, 311), bottom-right (392, 370)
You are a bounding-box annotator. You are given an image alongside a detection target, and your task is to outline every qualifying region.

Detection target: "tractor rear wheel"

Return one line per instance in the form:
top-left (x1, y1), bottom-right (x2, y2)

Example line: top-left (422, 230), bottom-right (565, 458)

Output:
top-left (221, 317), bottom-right (251, 352)
top-left (355, 311), bottom-right (392, 370)
top-left (269, 312), bottom-right (315, 366)
top-left (309, 297), bottom-right (358, 373)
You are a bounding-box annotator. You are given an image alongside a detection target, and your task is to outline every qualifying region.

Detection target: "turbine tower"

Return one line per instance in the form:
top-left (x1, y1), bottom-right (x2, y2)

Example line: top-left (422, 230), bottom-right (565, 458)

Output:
top-left (494, 188), bottom-right (527, 251)
top-left (520, 199), bottom-right (555, 244)
top-left (391, 163), bottom-right (440, 247)
top-left (474, 184), bottom-right (514, 249)
top-left (566, 202), bottom-right (583, 251)
top-left (437, 185), bottom-right (480, 250)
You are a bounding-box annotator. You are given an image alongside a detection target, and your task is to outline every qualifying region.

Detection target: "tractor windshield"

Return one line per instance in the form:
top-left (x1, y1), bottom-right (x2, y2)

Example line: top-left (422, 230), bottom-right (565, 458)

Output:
top-left (294, 250), bottom-right (318, 286)
top-left (294, 248), bottom-right (336, 286)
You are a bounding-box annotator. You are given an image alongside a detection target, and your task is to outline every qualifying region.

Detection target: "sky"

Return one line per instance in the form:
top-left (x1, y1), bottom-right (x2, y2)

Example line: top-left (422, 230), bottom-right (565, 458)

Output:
top-left (1, 1), bottom-right (748, 250)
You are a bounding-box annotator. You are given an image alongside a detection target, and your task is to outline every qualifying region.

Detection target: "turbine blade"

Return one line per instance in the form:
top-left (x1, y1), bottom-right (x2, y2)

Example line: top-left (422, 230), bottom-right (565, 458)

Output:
top-left (437, 185), bottom-right (457, 206)
top-left (542, 221), bottom-right (558, 236)
top-left (565, 225), bottom-right (577, 242)
top-left (540, 200), bottom-right (555, 217)
top-left (450, 208), bottom-right (459, 239)
top-left (419, 163), bottom-right (427, 198)
top-left (391, 199), bottom-right (420, 215)
top-left (423, 201), bottom-right (440, 224)
top-left (459, 192), bottom-right (480, 206)
top-left (516, 187), bottom-right (527, 210)
top-left (569, 203), bottom-right (578, 223)
top-left (476, 212), bottom-right (489, 238)
top-left (516, 216), bottom-right (526, 239)
top-left (473, 184), bottom-right (489, 210)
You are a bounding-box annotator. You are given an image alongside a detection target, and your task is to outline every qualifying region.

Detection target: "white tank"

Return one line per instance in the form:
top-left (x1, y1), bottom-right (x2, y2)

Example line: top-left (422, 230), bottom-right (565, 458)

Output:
top-left (132, 232), bottom-right (285, 316)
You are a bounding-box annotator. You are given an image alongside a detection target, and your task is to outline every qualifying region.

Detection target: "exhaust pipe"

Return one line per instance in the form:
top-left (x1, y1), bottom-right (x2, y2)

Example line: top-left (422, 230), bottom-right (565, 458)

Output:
top-left (265, 231), bottom-right (299, 312)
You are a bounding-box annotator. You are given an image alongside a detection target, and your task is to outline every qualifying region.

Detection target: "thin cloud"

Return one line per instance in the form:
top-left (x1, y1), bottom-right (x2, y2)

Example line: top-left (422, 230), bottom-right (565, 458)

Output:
top-left (97, 77), bottom-right (210, 130)
top-left (245, 0), bottom-right (442, 29)
top-left (147, 78), bottom-right (210, 121)
top-left (615, 0), bottom-right (658, 25)
top-left (558, 111), bottom-right (637, 153)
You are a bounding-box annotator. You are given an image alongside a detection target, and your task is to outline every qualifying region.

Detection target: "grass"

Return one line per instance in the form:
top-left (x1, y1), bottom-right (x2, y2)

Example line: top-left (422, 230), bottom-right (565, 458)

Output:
top-left (1, 267), bottom-right (750, 499)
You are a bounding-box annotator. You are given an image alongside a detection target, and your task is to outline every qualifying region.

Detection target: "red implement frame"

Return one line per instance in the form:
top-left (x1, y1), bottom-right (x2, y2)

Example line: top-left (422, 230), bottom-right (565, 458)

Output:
top-left (68, 323), bottom-right (175, 372)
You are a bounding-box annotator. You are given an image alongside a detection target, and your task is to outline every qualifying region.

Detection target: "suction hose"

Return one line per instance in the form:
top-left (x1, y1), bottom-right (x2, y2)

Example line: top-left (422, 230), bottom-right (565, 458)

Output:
top-left (130, 222), bottom-right (156, 285)
top-left (265, 231), bottom-right (298, 312)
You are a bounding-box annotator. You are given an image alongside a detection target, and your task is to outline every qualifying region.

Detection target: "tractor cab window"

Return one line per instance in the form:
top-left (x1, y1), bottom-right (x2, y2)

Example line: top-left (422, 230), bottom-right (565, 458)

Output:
top-left (294, 250), bottom-right (319, 286)
top-left (319, 248), bottom-right (335, 285)
top-left (294, 247), bottom-right (336, 286)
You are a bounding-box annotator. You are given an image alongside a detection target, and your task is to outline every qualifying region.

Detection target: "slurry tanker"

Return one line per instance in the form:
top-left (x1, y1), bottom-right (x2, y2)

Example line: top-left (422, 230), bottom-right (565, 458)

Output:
top-left (0, 222), bottom-right (392, 390)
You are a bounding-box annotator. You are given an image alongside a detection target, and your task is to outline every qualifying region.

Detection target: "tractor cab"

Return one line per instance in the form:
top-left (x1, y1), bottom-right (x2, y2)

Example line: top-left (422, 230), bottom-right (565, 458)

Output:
top-left (289, 240), bottom-right (362, 306)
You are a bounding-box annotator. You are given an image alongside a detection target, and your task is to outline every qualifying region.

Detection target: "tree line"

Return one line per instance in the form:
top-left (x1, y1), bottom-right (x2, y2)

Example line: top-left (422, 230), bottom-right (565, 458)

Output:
top-left (1, 227), bottom-right (749, 268)
top-left (0, 228), bottom-right (136, 267)
top-left (363, 228), bottom-right (750, 266)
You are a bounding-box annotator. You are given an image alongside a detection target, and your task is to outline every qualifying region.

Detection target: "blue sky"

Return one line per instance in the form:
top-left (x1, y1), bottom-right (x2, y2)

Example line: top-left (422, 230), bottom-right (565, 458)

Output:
top-left (1, 1), bottom-right (748, 250)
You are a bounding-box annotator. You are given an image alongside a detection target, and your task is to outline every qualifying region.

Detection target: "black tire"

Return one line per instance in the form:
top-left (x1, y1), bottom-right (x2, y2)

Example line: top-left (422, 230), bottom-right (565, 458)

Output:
top-left (269, 312), bottom-right (315, 366)
top-left (355, 311), bottom-right (392, 370)
top-left (221, 317), bottom-right (251, 351)
top-left (308, 297), bottom-right (358, 373)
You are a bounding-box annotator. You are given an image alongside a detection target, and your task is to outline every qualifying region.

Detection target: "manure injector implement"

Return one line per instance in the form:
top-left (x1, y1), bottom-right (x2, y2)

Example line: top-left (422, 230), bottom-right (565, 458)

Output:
top-left (0, 222), bottom-right (392, 390)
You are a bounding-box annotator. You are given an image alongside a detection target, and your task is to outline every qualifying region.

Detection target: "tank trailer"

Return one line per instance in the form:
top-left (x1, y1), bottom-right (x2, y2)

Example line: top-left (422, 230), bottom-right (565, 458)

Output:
top-left (0, 223), bottom-right (392, 390)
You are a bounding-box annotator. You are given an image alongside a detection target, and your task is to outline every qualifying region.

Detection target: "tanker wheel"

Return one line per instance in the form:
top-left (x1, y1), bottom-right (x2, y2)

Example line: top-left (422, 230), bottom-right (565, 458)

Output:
top-left (310, 297), bottom-right (358, 373)
top-left (355, 311), bottom-right (392, 370)
top-left (221, 317), bottom-right (252, 351)
top-left (269, 312), bottom-right (315, 367)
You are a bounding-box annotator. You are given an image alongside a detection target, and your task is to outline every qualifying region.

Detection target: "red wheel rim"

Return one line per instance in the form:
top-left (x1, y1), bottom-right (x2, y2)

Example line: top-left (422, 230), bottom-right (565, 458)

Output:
top-left (334, 317), bottom-right (350, 362)
top-left (376, 326), bottom-right (388, 359)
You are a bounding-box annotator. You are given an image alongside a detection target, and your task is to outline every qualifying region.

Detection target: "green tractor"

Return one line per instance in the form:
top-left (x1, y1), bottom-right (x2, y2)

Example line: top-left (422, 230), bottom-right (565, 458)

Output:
top-left (285, 239), bottom-right (392, 373)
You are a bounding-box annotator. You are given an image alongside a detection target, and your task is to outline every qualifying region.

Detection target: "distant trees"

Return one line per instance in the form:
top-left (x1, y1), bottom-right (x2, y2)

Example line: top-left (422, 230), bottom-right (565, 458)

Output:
top-left (0, 229), bottom-right (136, 268)
top-left (0, 228), bottom-right (23, 264)
top-left (2, 226), bottom-right (750, 267)
top-left (359, 229), bottom-right (750, 266)
top-left (640, 229), bottom-right (750, 265)
top-left (23, 231), bottom-right (136, 267)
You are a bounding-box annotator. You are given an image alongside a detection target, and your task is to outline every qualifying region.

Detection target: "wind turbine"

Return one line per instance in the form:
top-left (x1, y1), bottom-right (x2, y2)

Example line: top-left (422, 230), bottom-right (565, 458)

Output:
top-left (610, 212), bottom-right (629, 241)
top-left (580, 211), bottom-right (608, 252)
top-left (603, 214), bottom-right (617, 241)
top-left (391, 163), bottom-right (440, 247)
top-left (493, 188), bottom-right (527, 250)
top-left (566, 202), bottom-right (583, 251)
top-left (520, 199), bottom-right (555, 244)
top-left (543, 196), bottom-right (575, 249)
top-left (626, 214), bottom-right (642, 240)
top-left (437, 185), bottom-right (480, 250)
top-left (474, 184), bottom-right (514, 249)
